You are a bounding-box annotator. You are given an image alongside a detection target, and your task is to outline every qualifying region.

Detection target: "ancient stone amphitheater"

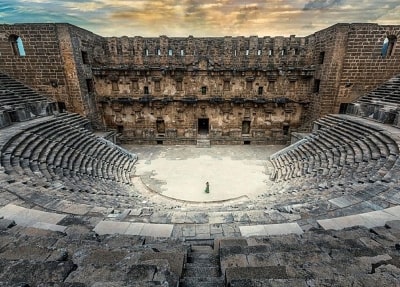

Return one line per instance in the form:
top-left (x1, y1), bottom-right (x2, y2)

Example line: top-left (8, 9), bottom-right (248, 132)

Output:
top-left (0, 23), bottom-right (400, 287)
top-left (1, 68), bottom-right (400, 286)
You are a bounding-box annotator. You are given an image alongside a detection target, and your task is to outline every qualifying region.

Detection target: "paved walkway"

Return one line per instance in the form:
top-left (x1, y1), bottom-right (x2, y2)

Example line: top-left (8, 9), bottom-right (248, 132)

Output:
top-left (317, 206), bottom-right (400, 230)
top-left (94, 220), bottom-right (174, 237)
top-left (239, 223), bottom-right (304, 237)
top-left (0, 204), bottom-right (66, 232)
top-left (2, 203), bottom-right (400, 238)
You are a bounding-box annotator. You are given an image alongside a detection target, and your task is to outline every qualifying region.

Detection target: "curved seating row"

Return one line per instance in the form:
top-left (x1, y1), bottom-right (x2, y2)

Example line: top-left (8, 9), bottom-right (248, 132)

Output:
top-left (358, 75), bottom-right (400, 106)
top-left (0, 72), bottom-right (50, 106)
top-left (0, 72), bottom-right (399, 287)
top-left (270, 114), bottom-right (400, 184)
top-left (0, 113), bottom-right (138, 199)
top-left (0, 72), bottom-right (55, 128)
top-left (346, 75), bottom-right (400, 126)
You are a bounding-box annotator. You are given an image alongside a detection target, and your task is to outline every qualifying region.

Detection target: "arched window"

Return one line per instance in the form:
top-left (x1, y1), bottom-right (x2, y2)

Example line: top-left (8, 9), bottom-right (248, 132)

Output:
top-left (381, 35), bottom-right (397, 58)
top-left (9, 34), bottom-right (26, 56)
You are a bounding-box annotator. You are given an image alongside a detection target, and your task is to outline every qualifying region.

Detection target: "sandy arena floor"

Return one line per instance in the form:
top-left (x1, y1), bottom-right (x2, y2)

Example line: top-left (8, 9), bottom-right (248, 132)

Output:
top-left (123, 145), bottom-right (285, 203)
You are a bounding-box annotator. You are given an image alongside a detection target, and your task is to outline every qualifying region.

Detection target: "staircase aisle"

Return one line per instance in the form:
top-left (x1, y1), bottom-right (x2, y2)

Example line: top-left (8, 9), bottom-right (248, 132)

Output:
top-left (180, 244), bottom-right (224, 287)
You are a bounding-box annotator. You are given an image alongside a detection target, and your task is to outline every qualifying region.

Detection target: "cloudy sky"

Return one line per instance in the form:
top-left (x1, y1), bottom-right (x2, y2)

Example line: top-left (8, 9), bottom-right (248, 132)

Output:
top-left (1, 0), bottom-right (400, 37)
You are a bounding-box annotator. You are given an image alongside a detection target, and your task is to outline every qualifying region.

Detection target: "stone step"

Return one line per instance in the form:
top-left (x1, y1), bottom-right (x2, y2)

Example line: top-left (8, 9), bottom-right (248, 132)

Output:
top-left (191, 245), bottom-right (214, 253)
top-left (184, 265), bottom-right (221, 278)
top-left (187, 255), bottom-right (219, 266)
top-left (196, 139), bottom-right (211, 148)
top-left (185, 239), bottom-right (215, 246)
top-left (180, 276), bottom-right (225, 287)
top-left (228, 278), bottom-right (311, 286)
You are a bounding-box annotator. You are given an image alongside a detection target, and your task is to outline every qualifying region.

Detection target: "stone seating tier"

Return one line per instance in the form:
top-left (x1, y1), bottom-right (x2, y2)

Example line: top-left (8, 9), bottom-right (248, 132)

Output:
top-left (0, 113), bottom-right (137, 190)
top-left (0, 73), bottom-right (400, 286)
top-left (0, 72), bottom-right (55, 127)
top-left (2, 114), bottom-right (397, 234)
top-left (0, 220), bottom-right (188, 287)
top-left (0, 72), bottom-right (50, 100)
top-left (220, 223), bottom-right (400, 286)
top-left (344, 75), bottom-right (400, 126)
top-left (357, 75), bottom-right (400, 106)
top-left (270, 114), bottom-right (400, 184)
top-left (0, 214), bottom-right (399, 286)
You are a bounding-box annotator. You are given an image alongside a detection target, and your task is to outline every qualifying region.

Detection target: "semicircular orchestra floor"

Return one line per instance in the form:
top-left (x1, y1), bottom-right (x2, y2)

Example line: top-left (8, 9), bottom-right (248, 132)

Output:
top-left (125, 145), bottom-right (285, 203)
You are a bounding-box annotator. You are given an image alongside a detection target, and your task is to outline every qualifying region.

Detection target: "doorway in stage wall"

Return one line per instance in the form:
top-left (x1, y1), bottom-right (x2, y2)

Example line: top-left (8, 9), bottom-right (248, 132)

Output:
top-left (198, 118), bottom-right (209, 135)
top-left (242, 120), bottom-right (251, 134)
top-left (156, 119), bottom-right (165, 134)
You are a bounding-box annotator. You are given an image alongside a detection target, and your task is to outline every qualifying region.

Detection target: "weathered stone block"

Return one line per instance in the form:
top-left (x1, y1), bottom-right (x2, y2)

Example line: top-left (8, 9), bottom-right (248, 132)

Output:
top-left (140, 251), bottom-right (185, 277)
top-left (225, 266), bottom-right (288, 284)
top-left (0, 111), bottom-right (11, 128)
top-left (126, 264), bottom-right (157, 281)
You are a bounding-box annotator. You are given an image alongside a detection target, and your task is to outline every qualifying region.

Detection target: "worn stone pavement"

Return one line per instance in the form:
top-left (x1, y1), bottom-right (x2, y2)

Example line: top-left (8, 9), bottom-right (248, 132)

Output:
top-left (127, 144), bottom-right (284, 203)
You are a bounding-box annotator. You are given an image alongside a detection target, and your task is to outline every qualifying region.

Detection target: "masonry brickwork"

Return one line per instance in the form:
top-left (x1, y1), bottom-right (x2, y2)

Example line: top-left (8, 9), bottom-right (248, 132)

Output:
top-left (0, 23), bottom-right (399, 144)
top-left (0, 23), bottom-right (104, 122)
top-left (0, 24), bottom-right (66, 103)
top-left (308, 23), bottom-right (400, 116)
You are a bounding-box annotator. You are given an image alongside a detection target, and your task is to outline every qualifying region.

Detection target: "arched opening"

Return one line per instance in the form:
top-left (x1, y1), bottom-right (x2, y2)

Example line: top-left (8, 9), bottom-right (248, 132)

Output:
top-left (9, 34), bottom-right (26, 56)
top-left (381, 35), bottom-right (397, 58)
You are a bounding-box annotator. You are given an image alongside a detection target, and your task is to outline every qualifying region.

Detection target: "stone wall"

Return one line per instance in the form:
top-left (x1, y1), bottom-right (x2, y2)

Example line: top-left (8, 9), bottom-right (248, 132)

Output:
top-left (93, 35), bottom-right (312, 144)
top-left (0, 24), bottom-right (67, 102)
top-left (308, 23), bottom-right (400, 116)
top-left (99, 99), bottom-right (304, 145)
top-left (59, 24), bottom-right (105, 125)
top-left (1, 23), bottom-right (399, 144)
top-left (0, 23), bottom-right (105, 123)
top-left (338, 24), bottom-right (400, 111)
top-left (306, 24), bottom-right (349, 118)
top-left (100, 35), bottom-right (308, 68)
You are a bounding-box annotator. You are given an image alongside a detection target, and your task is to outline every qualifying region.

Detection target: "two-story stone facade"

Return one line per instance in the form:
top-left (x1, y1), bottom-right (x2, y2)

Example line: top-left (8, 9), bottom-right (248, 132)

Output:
top-left (0, 23), bottom-right (398, 144)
